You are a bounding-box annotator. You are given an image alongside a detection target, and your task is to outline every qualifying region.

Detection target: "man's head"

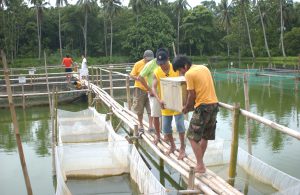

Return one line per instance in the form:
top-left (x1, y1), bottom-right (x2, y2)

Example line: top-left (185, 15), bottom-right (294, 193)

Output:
top-left (81, 54), bottom-right (85, 59)
top-left (156, 48), bottom-right (169, 66)
top-left (172, 55), bottom-right (192, 75)
top-left (143, 50), bottom-right (154, 62)
top-left (66, 54), bottom-right (70, 58)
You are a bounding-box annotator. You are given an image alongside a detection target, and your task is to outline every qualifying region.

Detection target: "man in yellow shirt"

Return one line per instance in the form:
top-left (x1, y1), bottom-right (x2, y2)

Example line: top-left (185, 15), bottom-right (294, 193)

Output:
top-left (130, 50), bottom-right (154, 132)
top-left (173, 55), bottom-right (219, 174)
top-left (152, 48), bottom-right (186, 160)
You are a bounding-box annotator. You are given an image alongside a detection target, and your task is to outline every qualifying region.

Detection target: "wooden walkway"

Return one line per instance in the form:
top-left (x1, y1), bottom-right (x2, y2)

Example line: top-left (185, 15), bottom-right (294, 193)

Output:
top-left (85, 80), bottom-right (243, 195)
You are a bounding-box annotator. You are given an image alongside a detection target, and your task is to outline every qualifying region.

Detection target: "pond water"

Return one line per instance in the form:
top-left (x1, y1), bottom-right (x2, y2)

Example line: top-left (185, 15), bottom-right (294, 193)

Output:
top-left (0, 61), bottom-right (299, 194)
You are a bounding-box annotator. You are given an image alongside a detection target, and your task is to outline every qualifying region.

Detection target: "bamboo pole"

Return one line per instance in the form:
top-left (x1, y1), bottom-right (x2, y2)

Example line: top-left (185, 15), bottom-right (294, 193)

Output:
top-left (96, 68), bottom-right (99, 86)
top-left (1, 50), bottom-right (33, 195)
top-left (126, 76), bottom-right (131, 110)
top-left (51, 89), bottom-right (56, 176)
top-left (91, 65), bottom-right (94, 84)
top-left (55, 88), bottom-right (58, 145)
top-left (22, 84), bottom-right (25, 109)
top-left (243, 74), bottom-right (252, 154)
top-left (99, 68), bottom-right (103, 88)
top-left (228, 103), bottom-right (240, 186)
top-left (187, 167), bottom-right (195, 190)
top-left (109, 69), bottom-right (113, 97)
top-left (44, 51), bottom-right (52, 112)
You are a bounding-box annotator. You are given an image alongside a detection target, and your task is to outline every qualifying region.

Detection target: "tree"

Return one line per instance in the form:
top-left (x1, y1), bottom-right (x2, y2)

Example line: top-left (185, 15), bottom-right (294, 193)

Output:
top-left (122, 8), bottom-right (175, 59)
top-left (101, 0), bottom-right (121, 60)
top-left (56, 0), bottom-right (68, 59)
top-left (279, 0), bottom-right (286, 57)
top-left (30, 0), bottom-right (47, 60)
top-left (218, 0), bottom-right (231, 57)
top-left (173, 0), bottom-right (190, 53)
top-left (77, 0), bottom-right (94, 56)
top-left (182, 5), bottom-right (214, 56)
top-left (240, 0), bottom-right (255, 59)
top-left (284, 27), bottom-right (300, 55)
top-left (257, 0), bottom-right (271, 58)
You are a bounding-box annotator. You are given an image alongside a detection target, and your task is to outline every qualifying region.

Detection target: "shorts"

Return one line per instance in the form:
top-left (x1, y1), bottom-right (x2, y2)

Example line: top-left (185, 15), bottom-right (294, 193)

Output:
top-left (162, 114), bottom-right (185, 134)
top-left (132, 88), bottom-right (150, 116)
top-left (187, 103), bottom-right (219, 142)
top-left (65, 68), bottom-right (72, 72)
top-left (149, 96), bottom-right (161, 117)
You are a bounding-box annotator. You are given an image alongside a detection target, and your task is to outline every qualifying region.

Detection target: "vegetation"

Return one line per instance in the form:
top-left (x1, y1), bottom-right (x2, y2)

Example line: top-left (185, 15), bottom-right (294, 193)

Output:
top-left (0, 0), bottom-right (300, 65)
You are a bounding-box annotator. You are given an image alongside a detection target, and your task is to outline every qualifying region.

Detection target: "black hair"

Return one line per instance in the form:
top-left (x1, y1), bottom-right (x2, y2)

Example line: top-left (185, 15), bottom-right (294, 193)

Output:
top-left (72, 81), bottom-right (77, 85)
top-left (66, 54), bottom-right (70, 58)
top-left (172, 55), bottom-right (192, 72)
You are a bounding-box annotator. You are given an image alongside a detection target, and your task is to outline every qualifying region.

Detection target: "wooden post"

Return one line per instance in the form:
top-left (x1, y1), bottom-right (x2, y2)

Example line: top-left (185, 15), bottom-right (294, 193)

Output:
top-left (133, 124), bottom-right (138, 146)
top-left (55, 88), bottom-right (58, 145)
top-left (96, 68), bottom-right (99, 86)
top-left (1, 50), bottom-right (33, 195)
top-left (88, 91), bottom-right (92, 106)
top-left (228, 103), bottom-right (240, 186)
top-left (91, 66), bottom-right (94, 84)
top-left (109, 69), bottom-right (113, 97)
top-left (187, 167), bottom-right (195, 190)
top-left (22, 84), bottom-right (25, 109)
top-left (99, 68), bottom-right (103, 88)
top-left (126, 76), bottom-right (131, 110)
top-left (295, 79), bottom-right (298, 92)
top-left (243, 74), bottom-right (252, 154)
top-left (44, 51), bottom-right (52, 112)
top-left (51, 89), bottom-right (56, 176)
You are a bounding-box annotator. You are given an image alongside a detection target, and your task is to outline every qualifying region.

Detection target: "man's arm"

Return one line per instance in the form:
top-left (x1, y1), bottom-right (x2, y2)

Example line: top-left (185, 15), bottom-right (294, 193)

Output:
top-left (182, 89), bottom-right (196, 114)
top-left (138, 75), bottom-right (152, 93)
top-left (152, 74), bottom-right (165, 109)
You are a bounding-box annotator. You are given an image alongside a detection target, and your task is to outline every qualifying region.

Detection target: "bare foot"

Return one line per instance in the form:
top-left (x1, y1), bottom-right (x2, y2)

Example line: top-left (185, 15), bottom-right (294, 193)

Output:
top-left (178, 148), bottom-right (186, 160)
top-left (153, 137), bottom-right (160, 145)
top-left (195, 165), bottom-right (206, 174)
top-left (165, 147), bottom-right (176, 156)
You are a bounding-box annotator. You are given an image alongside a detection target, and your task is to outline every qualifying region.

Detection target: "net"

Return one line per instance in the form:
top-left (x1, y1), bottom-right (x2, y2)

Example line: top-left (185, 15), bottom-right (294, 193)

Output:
top-left (55, 107), bottom-right (167, 195)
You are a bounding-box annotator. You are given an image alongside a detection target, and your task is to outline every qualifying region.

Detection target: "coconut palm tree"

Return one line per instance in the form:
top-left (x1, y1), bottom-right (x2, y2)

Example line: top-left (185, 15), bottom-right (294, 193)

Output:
top-left (257, 0), bottom-right (271, 58)
top-left (173, 0), bottom-right (190, 53)
top-left (279, 0), bottom-right (286, 57)
top-left (218, 0), bottom-right (231, 57)
top-left (129, 0), bottom-right (146, 22)
top-left (77, 0), bottom-right (92, 57)
top-left (56, 0), bottom-right (68, 59)
top-left (240, 0), bottom-right (255, 59)
top-left (30, 0), bottom-right (47, 59)
top-left (101, 0), bottom-right (121, 60)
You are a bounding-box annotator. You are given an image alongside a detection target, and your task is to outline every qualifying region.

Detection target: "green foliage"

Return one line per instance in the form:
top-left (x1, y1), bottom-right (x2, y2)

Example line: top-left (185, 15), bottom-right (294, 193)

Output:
top-left (122, 8), bottom-right (175, 60)
top-left (284, 27), bottom-right (300, 56)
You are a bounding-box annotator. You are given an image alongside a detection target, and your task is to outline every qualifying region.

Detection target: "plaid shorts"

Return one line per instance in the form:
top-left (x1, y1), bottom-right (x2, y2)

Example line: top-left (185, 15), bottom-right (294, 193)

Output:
top-left (186, 103), bottom-right (219, 142)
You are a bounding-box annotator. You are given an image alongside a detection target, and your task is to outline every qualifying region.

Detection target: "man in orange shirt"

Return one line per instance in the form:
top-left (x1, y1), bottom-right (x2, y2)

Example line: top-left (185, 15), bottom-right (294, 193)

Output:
top-left (62, 54), bottom-right (73, 82)
top-left (173, 55), bottom-right (219, 174)
top-left (130, 50), bottom-right (154, 132)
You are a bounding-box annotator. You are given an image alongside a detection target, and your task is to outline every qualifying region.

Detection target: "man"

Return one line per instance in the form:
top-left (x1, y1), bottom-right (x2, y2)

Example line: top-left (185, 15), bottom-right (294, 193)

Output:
top-left (62, 54), bottom-right (73, 82)
top-left (152, 48), bottom-right (186, 160)
top-left (173, 55), bottom-right (219, 173)
top-left (138, 55), bottom-right (161, 144)
top-left (130, 50), bottom-right (155, 132)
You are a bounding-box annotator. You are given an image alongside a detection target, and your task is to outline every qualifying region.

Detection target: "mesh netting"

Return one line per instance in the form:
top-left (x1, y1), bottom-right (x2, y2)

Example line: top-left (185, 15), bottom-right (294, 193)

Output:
top-left (213, 68), bottom-right (300, 91)
top-left (55, 108), bottom-right (167, 195)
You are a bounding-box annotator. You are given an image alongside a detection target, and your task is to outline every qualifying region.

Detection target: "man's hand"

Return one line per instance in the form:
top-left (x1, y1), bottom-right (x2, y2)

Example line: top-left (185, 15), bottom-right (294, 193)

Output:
top-left (182, 105), bottom-right (188, 114)
top-left (159, 99), bottom-right (165, 109)
top-left (148, 89), bottom-right (154, 97)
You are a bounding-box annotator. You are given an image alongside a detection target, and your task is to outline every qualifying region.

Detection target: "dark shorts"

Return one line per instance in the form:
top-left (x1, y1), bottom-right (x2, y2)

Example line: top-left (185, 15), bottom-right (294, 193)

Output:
top-left (187, 103), bottom-right (219, 142)
top-left (65, 68), bottom-right (72, 73)
top-left (132, 88), bottom-right (150, 116)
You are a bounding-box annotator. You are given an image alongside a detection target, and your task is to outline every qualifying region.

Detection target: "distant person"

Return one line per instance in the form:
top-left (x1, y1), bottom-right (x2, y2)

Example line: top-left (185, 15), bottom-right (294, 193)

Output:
top-left (130, 50), bottom-right (155, 132)
top-left (173, 55), bottom-right (219, 174)
top-left (152, 48), bottom-right (186, 160)
top-left (62, 54), bottom-right (73, 82)
top-left (80, 55), bottom-right (89, 80)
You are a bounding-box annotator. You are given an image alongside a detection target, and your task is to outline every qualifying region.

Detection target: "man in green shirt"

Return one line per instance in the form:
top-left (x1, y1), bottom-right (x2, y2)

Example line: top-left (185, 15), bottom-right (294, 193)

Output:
top-left (138, 57), bottom-right (161, 144)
